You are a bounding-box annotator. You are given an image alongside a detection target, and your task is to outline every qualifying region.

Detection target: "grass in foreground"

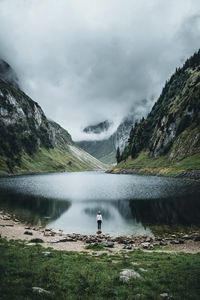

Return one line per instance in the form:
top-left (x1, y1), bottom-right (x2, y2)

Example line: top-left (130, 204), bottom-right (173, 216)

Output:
top-left (0, 239), bottom-right (200, 300)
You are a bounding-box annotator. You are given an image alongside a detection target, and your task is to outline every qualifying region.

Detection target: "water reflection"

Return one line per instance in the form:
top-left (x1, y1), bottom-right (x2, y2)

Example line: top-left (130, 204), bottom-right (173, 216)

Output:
top-left (84, 207), bottom-right (112, 220)
top-left (129, 195), bottom-right (200, 226)
top-left (0, 172), bottom-right (200, 235)
top-left (48, 200), bottom-right (152, 236)
top-left (0, 191), bottom-right (71, 226)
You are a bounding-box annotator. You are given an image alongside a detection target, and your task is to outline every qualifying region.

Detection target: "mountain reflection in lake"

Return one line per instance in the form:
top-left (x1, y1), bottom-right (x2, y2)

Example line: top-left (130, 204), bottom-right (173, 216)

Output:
top-left (0, 172), bottom-right (200, 236)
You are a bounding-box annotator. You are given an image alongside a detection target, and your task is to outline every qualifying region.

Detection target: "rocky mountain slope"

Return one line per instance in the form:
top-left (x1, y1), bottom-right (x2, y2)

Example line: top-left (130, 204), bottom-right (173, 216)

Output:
top-left (0, 59), bottom-right (20, 89)
top-left (78, 116), bottom-right (134, 164)
top-left (112, 50), bottom-right (200, 178)
top-left (0, 61), bottom-right (105, 175)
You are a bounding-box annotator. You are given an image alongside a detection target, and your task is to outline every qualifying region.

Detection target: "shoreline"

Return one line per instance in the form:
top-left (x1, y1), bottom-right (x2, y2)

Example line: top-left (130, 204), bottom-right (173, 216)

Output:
top-left (0, 166), bottom-right (200, 180)
top-left (0, 168), bottom-right (110, 179)
top-left (0, 169), bottom-right (102, 179)
top-left (108, 168), bottom-right (200, 181)
top-left (1, 211), bottom-right (200, 254)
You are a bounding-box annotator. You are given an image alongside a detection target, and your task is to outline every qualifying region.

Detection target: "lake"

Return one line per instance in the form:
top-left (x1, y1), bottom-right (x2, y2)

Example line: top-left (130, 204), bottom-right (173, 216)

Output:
top-left (0, 172), bottom-right (200, 236)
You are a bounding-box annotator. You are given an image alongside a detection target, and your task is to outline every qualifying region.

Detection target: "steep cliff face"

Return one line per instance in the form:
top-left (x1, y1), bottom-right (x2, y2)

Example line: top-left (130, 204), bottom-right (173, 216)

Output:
top-left (0, 62), bottom-right (105, 174)
top-left (116, 50), bottom-right (200, 176)
top-left (48, 120), bottom-right (73, 149)
top-left (0, 79), bottom-right (53, 168)
top-left (115, 117), bottom-right (134, 152)
top-left (0, 59), bottom-right (19, 89)
top-left (148, 62), bottom-right (200, 161)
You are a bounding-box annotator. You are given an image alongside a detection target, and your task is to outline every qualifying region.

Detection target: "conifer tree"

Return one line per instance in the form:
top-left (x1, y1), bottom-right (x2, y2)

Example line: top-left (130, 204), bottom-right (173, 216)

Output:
top-left (116, 147), bottom-right (121, 163)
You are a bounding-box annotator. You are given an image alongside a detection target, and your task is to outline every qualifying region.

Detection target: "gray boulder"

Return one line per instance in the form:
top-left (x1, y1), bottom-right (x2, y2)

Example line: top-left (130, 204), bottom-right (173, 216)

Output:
top-left (160, 293), bottom-right (173, 299)
top-left (123, 244), bottom-right (132, 250)
top-left (32, 287), bottom-right (50, 295)
top-left (159, 240), bottom-right (168, 246)
top-left (42, 251), bottom-right (52, 257)
top-left (119, 269), bottom-right (142, 283)
top-left (102, 241), bottom-right (114, 248)
top-left (141, 242), bottom-right (154, 249)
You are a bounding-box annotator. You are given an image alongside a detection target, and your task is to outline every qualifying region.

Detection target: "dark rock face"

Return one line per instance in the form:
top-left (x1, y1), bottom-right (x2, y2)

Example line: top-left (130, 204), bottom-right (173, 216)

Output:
top-left (48, 120), bottom-right (73, 149)
top-left (0, 80), bottom-right (74, 156)
top-left (0, 59), bottom-right (20, 89)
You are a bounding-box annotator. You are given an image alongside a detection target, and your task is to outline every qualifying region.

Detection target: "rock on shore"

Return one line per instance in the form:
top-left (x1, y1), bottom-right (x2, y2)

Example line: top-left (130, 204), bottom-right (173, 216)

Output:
top-left (1, 211), bottom-right (200, 253)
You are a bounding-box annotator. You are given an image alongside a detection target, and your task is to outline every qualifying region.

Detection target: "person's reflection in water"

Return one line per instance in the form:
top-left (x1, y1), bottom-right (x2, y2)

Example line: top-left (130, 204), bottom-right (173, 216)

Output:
top-left (96, 211), bottom-right (103, 233)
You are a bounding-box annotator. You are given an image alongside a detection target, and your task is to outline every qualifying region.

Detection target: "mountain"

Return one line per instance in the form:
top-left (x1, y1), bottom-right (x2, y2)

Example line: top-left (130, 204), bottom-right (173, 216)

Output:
top-left (0, 61), bottom-right (105, 175)
top-left (112, 50), bottom-right (200, 178)
top-left (78, 116), bottom-right (134, 164)
top-left (0, 59), bottom-right (20, 89)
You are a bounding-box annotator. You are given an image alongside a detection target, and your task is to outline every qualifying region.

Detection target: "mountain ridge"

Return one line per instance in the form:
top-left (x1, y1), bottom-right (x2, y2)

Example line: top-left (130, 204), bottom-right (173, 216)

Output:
top-left (0, 62), bottom-right (105, 175)
top-left (111, 50), bottom-right (200, 178)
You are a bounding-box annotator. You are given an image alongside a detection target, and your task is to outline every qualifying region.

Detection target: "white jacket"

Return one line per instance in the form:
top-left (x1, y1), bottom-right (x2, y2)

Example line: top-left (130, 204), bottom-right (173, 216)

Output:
top-left (96, 214), bottom-right (102, 221)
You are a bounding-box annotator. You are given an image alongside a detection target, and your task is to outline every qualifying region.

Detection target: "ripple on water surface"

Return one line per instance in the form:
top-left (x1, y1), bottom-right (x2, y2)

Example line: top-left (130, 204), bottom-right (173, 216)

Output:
top-left (0, 172), bottom-right (199, 235)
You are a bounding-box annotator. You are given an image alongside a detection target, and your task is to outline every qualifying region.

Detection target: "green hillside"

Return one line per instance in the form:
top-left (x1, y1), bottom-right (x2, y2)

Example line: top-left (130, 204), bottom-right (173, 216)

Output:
top-left (0, 62), bottom-right (105, 175)
top-left (112, 50), bottom-right (200, 178)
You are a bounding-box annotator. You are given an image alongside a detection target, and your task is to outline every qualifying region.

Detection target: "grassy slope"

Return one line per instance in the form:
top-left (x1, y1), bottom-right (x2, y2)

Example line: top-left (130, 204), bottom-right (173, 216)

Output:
top-left (100, 150), bottom-right (116, 164)
top-left (117, 57), bottom-right (200, 177)
top-left (113, 125), bottom-right (200, 176)
top-left (1, 238), bottom-right (200, 300)
top-left (113, 151), bottom-right (200, 176)
top-left (0, 147), bottom-right (105, 176)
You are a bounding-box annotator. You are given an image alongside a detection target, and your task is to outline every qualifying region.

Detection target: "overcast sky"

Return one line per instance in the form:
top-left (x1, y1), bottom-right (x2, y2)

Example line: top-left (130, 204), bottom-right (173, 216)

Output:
top-left (0, 0), bottom-right (200, 140)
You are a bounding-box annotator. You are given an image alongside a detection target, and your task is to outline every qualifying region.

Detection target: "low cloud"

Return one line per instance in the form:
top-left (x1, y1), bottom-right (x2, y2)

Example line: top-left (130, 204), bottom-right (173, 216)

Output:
top-left (0, 0), bottom-right (200, 140)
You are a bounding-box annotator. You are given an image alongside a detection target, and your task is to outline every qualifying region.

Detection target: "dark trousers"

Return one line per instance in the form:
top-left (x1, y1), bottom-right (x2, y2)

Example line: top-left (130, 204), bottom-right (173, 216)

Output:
top-left (97, 220), bottom-right (102, 230)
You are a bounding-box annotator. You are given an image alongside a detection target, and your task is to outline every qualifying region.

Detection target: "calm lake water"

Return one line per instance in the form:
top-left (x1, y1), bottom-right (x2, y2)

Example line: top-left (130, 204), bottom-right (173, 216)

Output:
top-left (0, 172), bottom-right (200, 236)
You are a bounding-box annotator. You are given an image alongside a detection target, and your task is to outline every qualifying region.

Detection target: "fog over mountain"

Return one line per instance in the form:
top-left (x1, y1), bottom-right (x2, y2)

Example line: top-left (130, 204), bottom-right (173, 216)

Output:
top-left (0, 0), bottom-right (200, 140)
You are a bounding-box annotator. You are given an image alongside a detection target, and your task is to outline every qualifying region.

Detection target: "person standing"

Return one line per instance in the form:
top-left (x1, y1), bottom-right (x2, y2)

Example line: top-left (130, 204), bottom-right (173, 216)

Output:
top-left (96, 211), bottom-right (103, 231)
